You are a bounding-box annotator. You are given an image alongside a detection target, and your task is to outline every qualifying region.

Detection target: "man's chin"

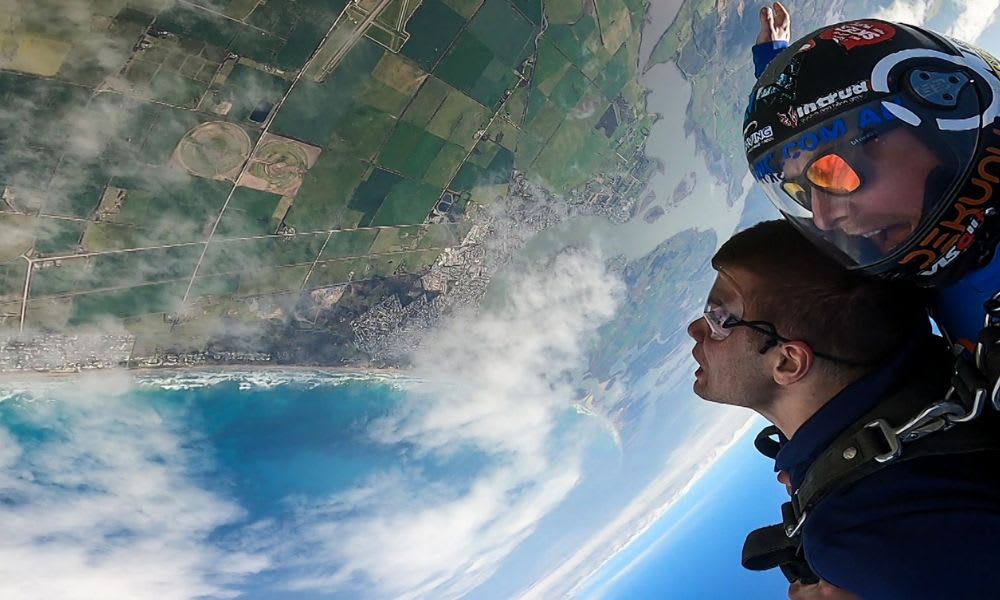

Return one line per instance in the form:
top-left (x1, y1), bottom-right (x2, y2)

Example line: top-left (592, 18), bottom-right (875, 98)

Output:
top-left (693, 377), bottom-right (726, 404)
top-left (692, 376), bottom-right (709, 400)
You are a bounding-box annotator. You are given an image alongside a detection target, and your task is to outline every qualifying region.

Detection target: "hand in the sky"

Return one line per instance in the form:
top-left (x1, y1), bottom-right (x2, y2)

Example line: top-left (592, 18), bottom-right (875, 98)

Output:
top-left (756, 2), bottom-right (791, 45)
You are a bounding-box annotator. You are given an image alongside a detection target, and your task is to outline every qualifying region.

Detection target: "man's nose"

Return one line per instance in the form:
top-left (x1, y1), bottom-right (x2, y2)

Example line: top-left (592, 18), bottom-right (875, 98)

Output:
top-left (687, 317), bottom-right (706, 342)
top-left (810, 191), bottom-right (849, 231)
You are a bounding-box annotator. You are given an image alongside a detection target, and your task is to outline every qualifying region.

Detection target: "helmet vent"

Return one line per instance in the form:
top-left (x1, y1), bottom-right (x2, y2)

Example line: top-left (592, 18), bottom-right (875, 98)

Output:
top-left (908, 69), bottom-right (970, 108)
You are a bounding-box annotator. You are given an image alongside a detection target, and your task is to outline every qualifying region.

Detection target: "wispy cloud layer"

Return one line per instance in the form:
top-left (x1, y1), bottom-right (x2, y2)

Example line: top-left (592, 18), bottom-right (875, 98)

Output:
top-left (874, 0), bottom-right (940, 25)
top-left (946, 0), bottom-right (1000, 41)
top-left (874, 0), bottom-right (999, 42)
top-left (278, 248), bottom-right (625, 599)
top-left (0, 372), bottom-right (268, 600)
top-left (522, 410), bottom-right (756, 599)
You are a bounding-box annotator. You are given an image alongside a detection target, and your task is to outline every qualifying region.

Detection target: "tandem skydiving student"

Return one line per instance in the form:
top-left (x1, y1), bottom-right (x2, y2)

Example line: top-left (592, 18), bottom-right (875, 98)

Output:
top-left (687, 220), bottom-right (1000, 600)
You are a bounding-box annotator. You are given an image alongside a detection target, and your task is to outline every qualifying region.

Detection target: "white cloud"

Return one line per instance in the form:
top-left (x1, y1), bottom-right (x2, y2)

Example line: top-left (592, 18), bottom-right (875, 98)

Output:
top-left (279, 248), bottom-right (626, 599)
top-left (872, 0), bottom-right (998, 42)
top-left (874, 0), bottom-right (940, 24)
top-left (520, 411), bottom-right (758, 600)
top-left (946, 0), bottom-right (1000, 42)
top-left (376, 248), bottom-right (625, 458)
top-left (0, 371), bottom-right (269, 600)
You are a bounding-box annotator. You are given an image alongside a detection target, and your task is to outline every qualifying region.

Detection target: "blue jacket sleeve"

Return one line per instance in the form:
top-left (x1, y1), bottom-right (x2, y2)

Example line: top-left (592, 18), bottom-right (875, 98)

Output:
top-left (752, 41), bottom-right (788, 78)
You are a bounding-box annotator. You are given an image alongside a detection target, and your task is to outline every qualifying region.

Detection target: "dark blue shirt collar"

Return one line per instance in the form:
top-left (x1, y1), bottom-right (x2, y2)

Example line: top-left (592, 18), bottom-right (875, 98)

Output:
top-left (774, 340), bottom-right (918, 490)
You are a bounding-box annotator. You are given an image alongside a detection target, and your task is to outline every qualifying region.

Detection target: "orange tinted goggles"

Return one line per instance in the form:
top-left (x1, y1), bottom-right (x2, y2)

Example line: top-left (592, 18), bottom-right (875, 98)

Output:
top-left (781, 153), bottom-right (863, 209)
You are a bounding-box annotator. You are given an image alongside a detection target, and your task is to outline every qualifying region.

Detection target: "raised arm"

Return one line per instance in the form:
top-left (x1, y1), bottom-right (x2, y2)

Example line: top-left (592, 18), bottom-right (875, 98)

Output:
top-left (752, 2), bottom-right (791, 77)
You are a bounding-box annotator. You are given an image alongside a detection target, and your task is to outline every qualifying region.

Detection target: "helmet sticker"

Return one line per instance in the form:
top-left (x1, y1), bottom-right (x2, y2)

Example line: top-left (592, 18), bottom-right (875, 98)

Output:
top-left (780, 118), bottom-right (849, 159)
top-left (819, 21), bottom-right (897, 51)
top-left (754, 58), bottom-right (802, 109)
top-left (881, 101), bottom-right (921, 126)
top-left (977, 49), bottom-right (1000, 78)
top-left (778, 106), bottom-right (798, 128)
top-left (756, 83), bottom-right (793, 107)
top-left (793, 80), bottom-right (870, 123)
top-left (952, 39), bottom-right (1000, 79)
top-left (750, 105), bottom-right (903, 181)
top-left (744, 121), bottom-right (775, 152)
top-left (900, 128), bottom-right (1000, 276)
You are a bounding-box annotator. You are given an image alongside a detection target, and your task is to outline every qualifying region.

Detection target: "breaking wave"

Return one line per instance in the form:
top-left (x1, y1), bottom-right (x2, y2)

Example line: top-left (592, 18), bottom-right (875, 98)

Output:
top-left (0, 368), bottom-right (418, 402)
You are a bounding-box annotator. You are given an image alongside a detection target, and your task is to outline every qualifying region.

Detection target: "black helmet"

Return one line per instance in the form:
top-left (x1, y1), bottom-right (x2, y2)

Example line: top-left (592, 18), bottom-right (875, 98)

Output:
top-left (745, 19), bottom-right (1000, 286)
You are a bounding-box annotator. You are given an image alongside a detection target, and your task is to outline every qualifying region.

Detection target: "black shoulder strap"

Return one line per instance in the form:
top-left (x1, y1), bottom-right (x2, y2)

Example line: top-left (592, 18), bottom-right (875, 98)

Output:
top-left (754, 425), bottom-right (782, 459)
top-left (795, 353), bottom-right (1000, 519)
top-left (976, 292), bottom-right (1000, 402)
top-left (795, 407), bottom-right (1000, 519)
top-left (743, 413), bottom-right (1000, 584)
top-left (742, 503), bottom-right (819, 584)
top-left (743, 342), bottom-right (1000, 583)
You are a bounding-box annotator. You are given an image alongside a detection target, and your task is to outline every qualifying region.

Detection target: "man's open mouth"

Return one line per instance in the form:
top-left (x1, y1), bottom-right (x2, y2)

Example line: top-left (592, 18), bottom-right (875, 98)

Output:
top-left (858, 223), bottom-right (912, 252)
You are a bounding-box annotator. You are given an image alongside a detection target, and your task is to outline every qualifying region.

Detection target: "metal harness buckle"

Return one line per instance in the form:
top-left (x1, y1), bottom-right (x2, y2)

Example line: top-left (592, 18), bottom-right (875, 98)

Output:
top-left (865, 398), bottom-right (971, 463)
top-left (865, 418), bottom-right (903, 463)
top-left (785, 510), bottom-right (808, 539)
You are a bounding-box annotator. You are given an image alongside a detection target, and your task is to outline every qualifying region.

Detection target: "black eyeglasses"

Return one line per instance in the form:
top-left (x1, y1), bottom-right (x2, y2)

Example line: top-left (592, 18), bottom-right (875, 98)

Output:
top-left (722, 316), bottom-right (873, 368)
top-left (703, 301), bottom-right (871, 367)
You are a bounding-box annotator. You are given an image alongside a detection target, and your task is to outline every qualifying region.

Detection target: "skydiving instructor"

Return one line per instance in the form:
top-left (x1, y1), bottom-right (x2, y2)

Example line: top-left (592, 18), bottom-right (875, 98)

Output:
top-left (746, 3), bottom-right (1000, 351)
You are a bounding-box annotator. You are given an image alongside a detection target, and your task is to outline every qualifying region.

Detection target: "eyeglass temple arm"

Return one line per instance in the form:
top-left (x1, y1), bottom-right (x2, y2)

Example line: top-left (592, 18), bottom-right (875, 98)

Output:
top-left (737, 320), bottom-right (788, 354)
top-left (740, 320), bottom-right (874, 367)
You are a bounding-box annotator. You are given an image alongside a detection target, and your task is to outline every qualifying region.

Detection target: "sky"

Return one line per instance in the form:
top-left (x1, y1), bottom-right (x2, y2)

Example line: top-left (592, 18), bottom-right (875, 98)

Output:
top-left (583, 419), bottom-right (790, 600)
top-left (874, 0), bottom-right (1000, 42)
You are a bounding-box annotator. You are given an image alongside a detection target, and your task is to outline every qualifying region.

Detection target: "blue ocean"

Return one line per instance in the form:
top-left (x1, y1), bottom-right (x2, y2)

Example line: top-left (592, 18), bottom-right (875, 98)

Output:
top-left (1, 373), bottom-right (403, 500)
top-left (0, 370), bottom-right (628, 599)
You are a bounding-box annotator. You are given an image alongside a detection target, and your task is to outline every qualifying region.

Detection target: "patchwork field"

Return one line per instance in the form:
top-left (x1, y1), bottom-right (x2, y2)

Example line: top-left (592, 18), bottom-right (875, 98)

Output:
top-left (0, 0), bottom-right (649, 347)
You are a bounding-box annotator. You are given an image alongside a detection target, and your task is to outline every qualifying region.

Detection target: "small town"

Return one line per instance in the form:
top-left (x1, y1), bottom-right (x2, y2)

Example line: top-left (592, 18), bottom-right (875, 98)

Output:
top-left (0, 163), bottom-right (641, 373)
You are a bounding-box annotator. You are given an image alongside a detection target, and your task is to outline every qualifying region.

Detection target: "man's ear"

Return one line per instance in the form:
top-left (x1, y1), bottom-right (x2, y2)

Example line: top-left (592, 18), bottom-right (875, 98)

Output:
top-left (772, 340), bottom-right (814, 385)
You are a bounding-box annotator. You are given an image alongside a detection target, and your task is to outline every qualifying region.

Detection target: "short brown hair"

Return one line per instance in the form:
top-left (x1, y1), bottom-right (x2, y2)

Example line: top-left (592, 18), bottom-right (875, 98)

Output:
top-left (712, 220), bottom-right (930, 371)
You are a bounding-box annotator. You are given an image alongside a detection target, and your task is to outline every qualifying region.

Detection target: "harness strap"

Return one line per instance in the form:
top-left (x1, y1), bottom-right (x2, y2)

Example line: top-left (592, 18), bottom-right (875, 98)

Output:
top-left (976, 325), bottom-right (1000, 409)
top-left (754, 425), bottom-right (782, 459)
top-left (952, 350), bottom-right (990, 415)
top-left (795, 341), bottom-right (1000, 520)
top-left (795, 409), bottom-right (1000, 519)
top-left (742, 522), bottom-right (795, 571)
top-left (742, 338), bottom-right (1000, 583)
top-left (742, 519), bottom-right (819, 584)
top-left (743, 416), bottom-right (1000, 583)
top-left (979, 325), bottom-right (1000, 369)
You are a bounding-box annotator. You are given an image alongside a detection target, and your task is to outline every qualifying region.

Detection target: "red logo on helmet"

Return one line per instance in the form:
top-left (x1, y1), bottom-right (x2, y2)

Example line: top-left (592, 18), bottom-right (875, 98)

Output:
top-left (819, 21), bottom-right (896, 51)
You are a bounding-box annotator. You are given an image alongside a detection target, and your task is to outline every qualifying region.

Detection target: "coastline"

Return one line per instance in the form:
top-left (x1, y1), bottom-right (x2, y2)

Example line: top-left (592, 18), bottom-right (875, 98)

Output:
top-left (129, 363), bottom-right (403, 377)
top-left (0, 363), bottom-right (408, 387)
